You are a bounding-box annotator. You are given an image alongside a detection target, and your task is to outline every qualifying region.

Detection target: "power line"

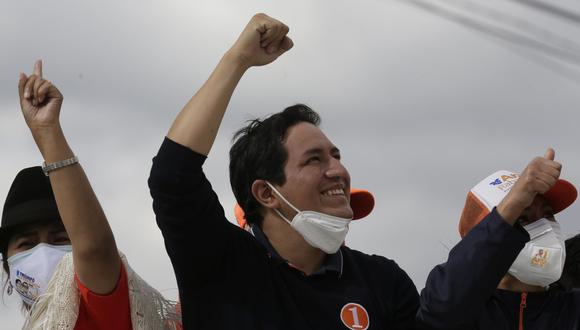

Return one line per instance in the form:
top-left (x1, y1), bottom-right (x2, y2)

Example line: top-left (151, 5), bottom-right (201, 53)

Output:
top-left (508, 0), bottom-right (580, 26)
top-left (441, 0), bottom-right (580, 55)
top-left (401, 0), bottom-right (580, 84)
top-left (403, 0), bottom-right (580, 66)
top-left (507, 43), bottom-right (580, 85)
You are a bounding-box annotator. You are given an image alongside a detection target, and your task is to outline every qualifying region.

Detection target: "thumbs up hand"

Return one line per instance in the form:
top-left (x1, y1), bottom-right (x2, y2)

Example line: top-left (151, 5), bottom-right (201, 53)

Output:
top-left (497, 148), bottom-right (562, 225)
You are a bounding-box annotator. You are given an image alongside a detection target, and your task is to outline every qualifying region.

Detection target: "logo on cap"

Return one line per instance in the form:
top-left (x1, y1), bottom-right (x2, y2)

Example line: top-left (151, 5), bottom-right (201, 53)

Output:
top-left (340, 303), bottom-right (369, 330)
top-left (489, 173), bottom-right (519, 192)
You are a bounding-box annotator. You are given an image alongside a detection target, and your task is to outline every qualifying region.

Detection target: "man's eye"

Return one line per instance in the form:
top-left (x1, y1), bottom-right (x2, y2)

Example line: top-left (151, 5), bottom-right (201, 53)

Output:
top-left (307, 157), bottom-right (321, 164)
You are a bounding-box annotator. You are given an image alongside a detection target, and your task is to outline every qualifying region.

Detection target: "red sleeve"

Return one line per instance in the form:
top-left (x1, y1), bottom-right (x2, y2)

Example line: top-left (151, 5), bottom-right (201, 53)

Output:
top-left (74, 261), bottom-right (132, 330)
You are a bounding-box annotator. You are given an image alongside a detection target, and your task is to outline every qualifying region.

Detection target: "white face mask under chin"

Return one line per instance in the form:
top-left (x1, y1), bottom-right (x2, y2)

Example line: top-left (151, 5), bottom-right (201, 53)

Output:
top-left (266, 182), bottom-right (352, 254)
top-left (7, 243), bottom-right (72, 306)
top-left (508, 218), bottom-right (566, 288)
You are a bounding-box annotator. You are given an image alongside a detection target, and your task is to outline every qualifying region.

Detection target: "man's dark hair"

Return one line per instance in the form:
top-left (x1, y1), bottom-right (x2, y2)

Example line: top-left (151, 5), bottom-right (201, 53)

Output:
top-left (229, 104), bottom-right (320, 227)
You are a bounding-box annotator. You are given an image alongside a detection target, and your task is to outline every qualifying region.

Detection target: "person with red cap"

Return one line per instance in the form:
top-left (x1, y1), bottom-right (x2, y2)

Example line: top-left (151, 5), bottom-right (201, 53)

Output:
top-left (148, 13), bottom-right (419, 330)
top-left (416, 150), bottom-right (579, 329)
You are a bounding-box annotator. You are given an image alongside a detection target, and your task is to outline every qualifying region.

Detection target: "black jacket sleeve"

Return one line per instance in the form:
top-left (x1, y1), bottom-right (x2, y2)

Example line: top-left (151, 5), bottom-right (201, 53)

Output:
top-left (148, 137), bottom-right (252, 288)
top-left (416, 208), bottom-right (529, 330)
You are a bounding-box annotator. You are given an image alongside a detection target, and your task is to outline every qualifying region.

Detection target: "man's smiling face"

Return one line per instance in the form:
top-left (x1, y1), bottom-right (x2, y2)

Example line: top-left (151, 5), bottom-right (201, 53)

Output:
top-left (272, 122), bottom-right (353, 220)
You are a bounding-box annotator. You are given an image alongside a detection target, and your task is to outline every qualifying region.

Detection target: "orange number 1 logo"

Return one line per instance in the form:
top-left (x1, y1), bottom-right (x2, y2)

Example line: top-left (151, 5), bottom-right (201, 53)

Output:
top-left (340, 303), bottom-right (370, 330)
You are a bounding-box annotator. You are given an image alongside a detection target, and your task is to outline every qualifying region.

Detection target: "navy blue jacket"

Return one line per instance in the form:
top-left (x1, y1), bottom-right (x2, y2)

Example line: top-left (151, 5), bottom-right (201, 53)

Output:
top-left (149, 138), bottom-right (419, 330)
top-left (416, 209), bottom-right (580, 329)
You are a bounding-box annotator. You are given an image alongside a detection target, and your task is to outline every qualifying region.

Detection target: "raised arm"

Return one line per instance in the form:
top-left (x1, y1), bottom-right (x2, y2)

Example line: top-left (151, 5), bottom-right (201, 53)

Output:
top-left (167, 13), bottom-right (293, 155)
top-left (417, 151), bottom-right (562, 329)
top-left (18, 60), bottom-right (120, 294)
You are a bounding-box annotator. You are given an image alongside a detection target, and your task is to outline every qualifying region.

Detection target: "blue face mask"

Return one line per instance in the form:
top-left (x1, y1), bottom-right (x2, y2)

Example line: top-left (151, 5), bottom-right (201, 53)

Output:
top-left (7, 243), bottom-right (72, 305)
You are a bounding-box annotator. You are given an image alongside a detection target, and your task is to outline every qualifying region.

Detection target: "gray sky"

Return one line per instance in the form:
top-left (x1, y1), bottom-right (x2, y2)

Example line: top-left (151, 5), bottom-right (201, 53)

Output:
top-left (2, 0), bottom-right (580, 326)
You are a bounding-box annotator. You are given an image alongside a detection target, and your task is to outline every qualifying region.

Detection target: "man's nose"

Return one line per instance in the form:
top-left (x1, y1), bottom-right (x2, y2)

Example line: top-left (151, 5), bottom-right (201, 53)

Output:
top-left (325, 159), bottom-right (348, 181)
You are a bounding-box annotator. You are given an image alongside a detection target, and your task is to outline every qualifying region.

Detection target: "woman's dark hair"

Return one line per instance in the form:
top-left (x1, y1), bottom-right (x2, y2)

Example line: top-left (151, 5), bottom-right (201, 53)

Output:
top-left (229, 104), bottom-right (320, 227)
top-left (1, 236), bottom-right (9, 273)
top-left (1, 228), bottom-right (12, 300)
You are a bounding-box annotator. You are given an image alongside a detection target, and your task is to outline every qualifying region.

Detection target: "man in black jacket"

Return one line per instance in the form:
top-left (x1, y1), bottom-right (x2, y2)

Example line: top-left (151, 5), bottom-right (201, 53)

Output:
top-left (416, 152), bottom-right (580, 329)
top-left (149, 14), bottom-right (419, 329)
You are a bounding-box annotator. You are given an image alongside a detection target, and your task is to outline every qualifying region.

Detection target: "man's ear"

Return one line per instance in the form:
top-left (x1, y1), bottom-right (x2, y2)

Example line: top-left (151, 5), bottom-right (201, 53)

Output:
top-left (251, 180), bottom-right (279, 209)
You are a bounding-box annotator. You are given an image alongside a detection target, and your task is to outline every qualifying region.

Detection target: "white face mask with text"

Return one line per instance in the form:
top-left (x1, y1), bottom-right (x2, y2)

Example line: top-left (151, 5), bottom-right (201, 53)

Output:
top-left (7, 243), bottom-right (72, 305)
top-left (266, 182), bottom-right (352, 254)
top-left (508, 218), bottom-right (566, 288)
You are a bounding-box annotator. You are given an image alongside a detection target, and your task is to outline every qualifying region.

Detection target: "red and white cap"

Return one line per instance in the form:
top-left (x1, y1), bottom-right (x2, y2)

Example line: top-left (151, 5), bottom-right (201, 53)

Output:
top-left (458, 170), bottom-right (577, 237)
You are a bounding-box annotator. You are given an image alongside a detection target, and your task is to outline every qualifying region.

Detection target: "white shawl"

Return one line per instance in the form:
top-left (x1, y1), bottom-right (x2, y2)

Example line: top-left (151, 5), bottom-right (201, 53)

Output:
top-left (23, 252), bottom-right (181, 330)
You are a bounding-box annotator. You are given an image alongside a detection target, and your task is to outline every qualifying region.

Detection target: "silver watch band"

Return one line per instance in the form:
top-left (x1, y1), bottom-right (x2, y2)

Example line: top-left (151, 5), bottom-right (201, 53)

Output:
top-left (42, 156), bottom-right (79, 176)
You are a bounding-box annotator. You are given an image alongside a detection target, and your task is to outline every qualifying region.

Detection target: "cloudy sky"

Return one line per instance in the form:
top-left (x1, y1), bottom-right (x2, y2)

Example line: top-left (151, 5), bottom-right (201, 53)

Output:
top-left (2, 0), bottom-right (580, 326)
